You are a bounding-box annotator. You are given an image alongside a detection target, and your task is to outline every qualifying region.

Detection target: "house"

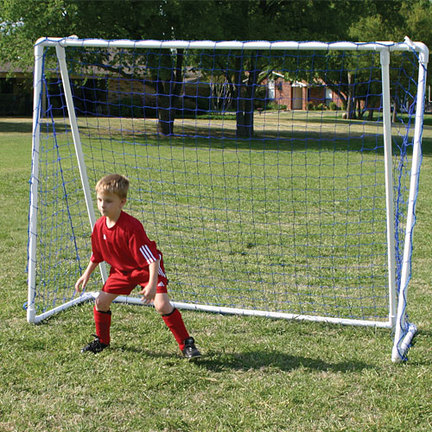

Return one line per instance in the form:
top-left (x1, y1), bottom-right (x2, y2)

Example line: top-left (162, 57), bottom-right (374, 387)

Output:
top-left (264, 72), bottom-right (342, 111)
top-left (0, 64), bottom-right (33, 115)
top-left (0, 63), bottom-right (346, 118)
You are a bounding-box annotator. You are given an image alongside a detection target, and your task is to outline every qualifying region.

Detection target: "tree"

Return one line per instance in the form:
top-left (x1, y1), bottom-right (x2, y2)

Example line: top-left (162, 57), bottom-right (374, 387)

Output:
top-left (346, 0), bottom-right (432, 119)
top-left (197, 0), bottom-right (357, 137)
top-left (0, 0), bottom-right (358, 136)
top-left (3, 1), bottom-right (428, 133)
top-left (0, 0), bottom-right (216, 134)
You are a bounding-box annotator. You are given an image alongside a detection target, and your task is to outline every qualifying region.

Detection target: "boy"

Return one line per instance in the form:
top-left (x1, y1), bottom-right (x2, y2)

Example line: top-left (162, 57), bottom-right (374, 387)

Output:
top-left (75, 174), bottom-right (201, 359)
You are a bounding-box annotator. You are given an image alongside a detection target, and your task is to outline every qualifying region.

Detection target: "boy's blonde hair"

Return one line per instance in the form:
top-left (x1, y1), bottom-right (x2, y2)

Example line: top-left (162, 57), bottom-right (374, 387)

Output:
top-left (95, 174), bottom-right (129, 199)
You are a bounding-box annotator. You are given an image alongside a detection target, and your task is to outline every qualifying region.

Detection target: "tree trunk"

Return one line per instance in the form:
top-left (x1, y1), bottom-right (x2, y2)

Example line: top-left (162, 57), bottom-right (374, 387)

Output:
top-left (392, 98), bottom-right (397, 123)
top-left (158, 97), bottom-right (175, 136)
top-left (346, 72), bottom-right (356, 119)
top-left (234, 54), bottom-right (260, 138)
top-left (155, 50), bottom-right (184, 136)
top-left (236, 111), bottom-right (254, 138)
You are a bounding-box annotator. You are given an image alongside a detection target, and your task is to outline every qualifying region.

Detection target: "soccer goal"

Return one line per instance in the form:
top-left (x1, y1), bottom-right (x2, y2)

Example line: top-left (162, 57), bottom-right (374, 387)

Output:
top-left (27, 37), bottom-right (428, 362)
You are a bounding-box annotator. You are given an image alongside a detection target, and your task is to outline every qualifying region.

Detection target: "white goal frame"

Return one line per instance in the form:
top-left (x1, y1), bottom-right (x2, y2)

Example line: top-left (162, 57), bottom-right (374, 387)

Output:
top-left (27, 37), bottom-right (429, 362)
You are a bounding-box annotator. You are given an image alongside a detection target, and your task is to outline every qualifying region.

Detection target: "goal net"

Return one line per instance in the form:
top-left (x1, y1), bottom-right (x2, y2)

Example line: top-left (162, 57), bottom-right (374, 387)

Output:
top-left (27, 37), bottom-right (428, 362)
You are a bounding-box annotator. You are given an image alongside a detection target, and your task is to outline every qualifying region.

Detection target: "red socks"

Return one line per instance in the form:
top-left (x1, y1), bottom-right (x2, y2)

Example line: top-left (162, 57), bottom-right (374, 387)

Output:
top-left (162, 308), bottom-right (190, 350)
top-left (93, 306), bottom-right (188, 350)
top-left (94, 306), bottom-right (111, 345)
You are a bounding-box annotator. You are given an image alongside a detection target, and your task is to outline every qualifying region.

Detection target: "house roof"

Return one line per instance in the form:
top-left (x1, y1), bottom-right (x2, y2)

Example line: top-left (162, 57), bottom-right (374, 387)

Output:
top-left (0, 62), bottom-right (31, 77)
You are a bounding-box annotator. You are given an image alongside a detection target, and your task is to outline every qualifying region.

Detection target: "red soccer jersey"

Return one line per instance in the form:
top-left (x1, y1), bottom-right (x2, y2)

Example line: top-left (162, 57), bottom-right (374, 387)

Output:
top-left (90, 211), bottom-right (162, 272)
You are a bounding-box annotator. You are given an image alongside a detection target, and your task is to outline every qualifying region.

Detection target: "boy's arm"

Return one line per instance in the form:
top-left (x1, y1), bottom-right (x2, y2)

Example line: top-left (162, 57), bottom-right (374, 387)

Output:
top-left (75, 260), bottom-right (99, 293)
top-left (139, 259), bottom-right (160, 304)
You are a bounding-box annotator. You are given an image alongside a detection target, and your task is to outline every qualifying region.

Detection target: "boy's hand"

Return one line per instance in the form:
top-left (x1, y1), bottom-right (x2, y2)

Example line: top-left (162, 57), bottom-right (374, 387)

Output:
top-left (75, 274), bottom-right (88, 293)
top-left (75, 261), bottom-right (98, 293)
top-left (139, 259), bottom-right (160, 304)
top-left (139, 282), bottom-right (157, 304)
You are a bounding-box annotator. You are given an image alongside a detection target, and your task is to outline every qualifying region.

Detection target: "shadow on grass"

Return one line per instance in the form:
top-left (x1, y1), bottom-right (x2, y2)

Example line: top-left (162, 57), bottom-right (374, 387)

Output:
top-left (0, 119), bottom-right (34, 133)
top-left (195, 350), bottom-right (372, 373)
top-left (113, 343), bottom-right (373, 373)
top-left (5, 116), bottom-right (432, 155)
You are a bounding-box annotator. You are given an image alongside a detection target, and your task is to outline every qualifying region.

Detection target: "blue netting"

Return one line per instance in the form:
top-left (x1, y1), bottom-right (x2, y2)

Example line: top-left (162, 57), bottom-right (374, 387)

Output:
top-left (28, 41), bottom-right (424, 328)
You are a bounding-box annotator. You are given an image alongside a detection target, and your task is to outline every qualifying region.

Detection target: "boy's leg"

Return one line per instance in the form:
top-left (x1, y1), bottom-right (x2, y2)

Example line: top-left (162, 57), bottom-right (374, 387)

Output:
top-left (155, 293), bottom-right (188, 349)
top-left (94, 291), bottom-right (118, 345)
top-left (82, 291), bottom-right (117, 353)
top-left (154, 292), bottom-right (201, 359)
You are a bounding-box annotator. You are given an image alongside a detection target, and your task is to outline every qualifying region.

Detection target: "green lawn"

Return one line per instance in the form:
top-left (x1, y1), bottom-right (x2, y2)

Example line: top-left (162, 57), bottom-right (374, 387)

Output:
top-left (1, 116), bottom-right (432, 432)
top-left (31, 111), bottom-right (396, 323)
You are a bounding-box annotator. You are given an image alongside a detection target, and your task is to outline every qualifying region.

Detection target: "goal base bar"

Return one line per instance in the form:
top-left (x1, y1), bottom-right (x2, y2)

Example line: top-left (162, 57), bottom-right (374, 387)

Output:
top-left (27, 292), bottom-right (96, 324)
top-left (27, 291), bottom-right (395, 329)
top-left (112, 294), bottom-right (393, 329)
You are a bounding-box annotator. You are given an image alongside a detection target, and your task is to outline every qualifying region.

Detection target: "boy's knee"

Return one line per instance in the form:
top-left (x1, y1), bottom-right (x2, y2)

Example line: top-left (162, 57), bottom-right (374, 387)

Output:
top-left (154, 301), bottom-right (173, 315)
top-left (95, 293), bottom-right (113, 312)
top-left (95, 302), bottom-right (110, 312)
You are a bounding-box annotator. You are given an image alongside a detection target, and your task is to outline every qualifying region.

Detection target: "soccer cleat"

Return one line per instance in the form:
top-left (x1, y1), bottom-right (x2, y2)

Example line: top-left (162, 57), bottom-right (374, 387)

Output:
top-left (81, 335), bottom-right (109, 354)
top-left (182, 337), bottom-right (201, 360)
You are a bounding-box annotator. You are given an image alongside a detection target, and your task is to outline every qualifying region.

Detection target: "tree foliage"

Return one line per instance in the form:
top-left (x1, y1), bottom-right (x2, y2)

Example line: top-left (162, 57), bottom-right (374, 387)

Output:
top-left (1, 0), bottom-right (431, 132)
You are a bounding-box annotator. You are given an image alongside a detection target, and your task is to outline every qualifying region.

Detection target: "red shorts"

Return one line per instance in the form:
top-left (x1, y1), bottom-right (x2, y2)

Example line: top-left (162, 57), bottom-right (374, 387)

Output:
top-left (102, 265), bottom-right (169, 295)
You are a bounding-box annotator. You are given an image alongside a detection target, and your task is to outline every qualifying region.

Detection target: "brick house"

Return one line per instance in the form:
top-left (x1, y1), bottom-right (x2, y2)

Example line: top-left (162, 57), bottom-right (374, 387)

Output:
top-left (265, 72), bottom-right (343, 110)
top-left (0, 64), bottom-right (346, 117)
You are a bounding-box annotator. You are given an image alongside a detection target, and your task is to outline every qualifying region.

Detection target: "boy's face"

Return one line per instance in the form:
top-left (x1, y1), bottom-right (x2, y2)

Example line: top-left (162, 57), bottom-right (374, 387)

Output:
top-left (96, 190), bottom-right (126, 221)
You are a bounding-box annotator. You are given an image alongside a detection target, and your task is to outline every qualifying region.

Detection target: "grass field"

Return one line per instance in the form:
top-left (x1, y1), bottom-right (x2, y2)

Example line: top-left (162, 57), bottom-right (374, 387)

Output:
top-left (33, 110), bottom-right (394, 323)
top-left (1, 115), bottom-right (432, 432)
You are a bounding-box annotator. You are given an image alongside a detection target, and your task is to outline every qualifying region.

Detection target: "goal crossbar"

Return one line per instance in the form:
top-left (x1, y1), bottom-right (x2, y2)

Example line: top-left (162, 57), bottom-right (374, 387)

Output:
top-left (35, 36), bottom-right (424, 52)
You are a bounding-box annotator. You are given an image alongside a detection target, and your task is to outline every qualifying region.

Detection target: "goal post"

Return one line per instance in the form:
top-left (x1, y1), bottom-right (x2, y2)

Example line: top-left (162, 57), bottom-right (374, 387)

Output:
top-left (27, 37), bottom-right (428, 362)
